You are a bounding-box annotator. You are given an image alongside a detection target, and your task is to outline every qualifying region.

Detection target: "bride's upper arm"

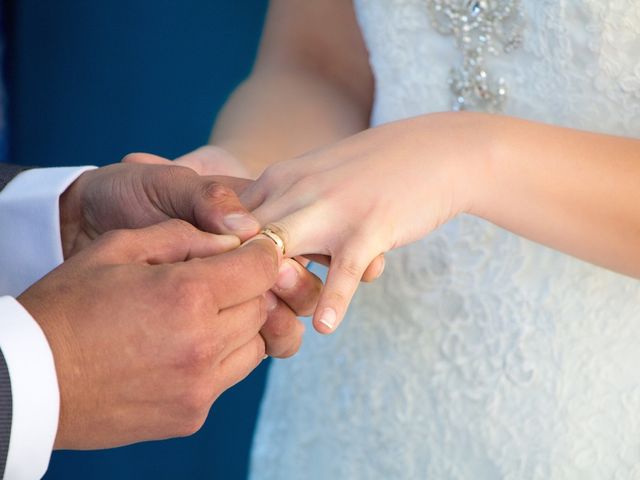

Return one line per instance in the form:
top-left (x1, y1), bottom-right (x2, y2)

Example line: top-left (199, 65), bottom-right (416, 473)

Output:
top-left (254, 0), bottom-right (374, 113)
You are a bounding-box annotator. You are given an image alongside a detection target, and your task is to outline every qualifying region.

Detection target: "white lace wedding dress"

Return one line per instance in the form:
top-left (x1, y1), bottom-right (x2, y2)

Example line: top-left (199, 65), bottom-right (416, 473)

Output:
top-left (249, 1), bottom-right (640, 478)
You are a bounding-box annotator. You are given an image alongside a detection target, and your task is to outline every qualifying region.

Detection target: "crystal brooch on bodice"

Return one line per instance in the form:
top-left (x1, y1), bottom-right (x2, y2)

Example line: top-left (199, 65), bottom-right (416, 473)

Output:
top-left (426, 0), bottom-right (525, 112)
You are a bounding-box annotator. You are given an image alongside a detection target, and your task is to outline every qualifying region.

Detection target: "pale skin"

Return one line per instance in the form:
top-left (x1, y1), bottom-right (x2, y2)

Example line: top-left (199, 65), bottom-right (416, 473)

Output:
top-left (137, 0), bottom-right (640, 331)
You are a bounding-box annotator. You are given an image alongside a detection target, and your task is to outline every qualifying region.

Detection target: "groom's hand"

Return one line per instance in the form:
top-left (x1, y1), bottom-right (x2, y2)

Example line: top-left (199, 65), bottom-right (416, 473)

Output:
top-left (59, 158), bottom-right (261, 258)
top-left (18, 220), bottom-right (300, 450)
top-left (121, 150), bottom-right (325, 345)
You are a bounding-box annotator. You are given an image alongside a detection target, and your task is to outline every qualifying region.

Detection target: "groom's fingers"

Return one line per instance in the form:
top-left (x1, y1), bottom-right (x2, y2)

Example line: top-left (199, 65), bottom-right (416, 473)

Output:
top-left (215, 335), bottom-right (268, 394)
top-left (215, 296), bottom-right (268, 358)
top-left (121, 155), bottom-right (260, 240)
top-left (126, 159), bottom-right (259, 241)
top-left (271, 259), bottom-right (323, 317)
top-left (94, 219), bottom-right (240, 265)
top-left (260, 292), bottom-right (305, 358)
top-left (216, 291), bottom-right (304, 360)
top-left (192, 176), bottom-right (260, 242)
top-left (203, 237), bottom-right (282, 310)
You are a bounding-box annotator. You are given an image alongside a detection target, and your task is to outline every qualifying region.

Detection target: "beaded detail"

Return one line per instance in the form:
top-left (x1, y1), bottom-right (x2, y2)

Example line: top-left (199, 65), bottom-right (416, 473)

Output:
top-left (426, 0), bottom-right (525, 111)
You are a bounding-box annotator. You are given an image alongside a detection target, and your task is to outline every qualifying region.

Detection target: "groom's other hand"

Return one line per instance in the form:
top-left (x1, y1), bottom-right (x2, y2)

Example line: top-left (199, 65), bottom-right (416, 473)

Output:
top-left (17, 220), bottom-right (297, 450)
top-left (259, 258), bottom-right (321, 357)
top-left (116, 152), bottom-right (322, 357)
top-left (59, 157), bottom-right (261, 258)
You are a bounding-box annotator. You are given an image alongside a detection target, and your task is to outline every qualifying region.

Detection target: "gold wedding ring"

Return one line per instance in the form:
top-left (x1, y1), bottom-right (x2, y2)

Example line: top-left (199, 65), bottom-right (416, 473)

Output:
top-left (260, 228), bottom-right (286, 256)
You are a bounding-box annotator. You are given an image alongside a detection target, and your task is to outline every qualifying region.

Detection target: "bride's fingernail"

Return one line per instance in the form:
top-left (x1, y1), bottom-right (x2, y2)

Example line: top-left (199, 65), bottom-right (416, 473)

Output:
top-left (318, 308), bottom-right (337, 330)
top-left (377, 256), bottom-right (386, 277)
top-left (276, 261), bottom-right (298, 290)
top-left (223, 213), bottom-right (260, 232)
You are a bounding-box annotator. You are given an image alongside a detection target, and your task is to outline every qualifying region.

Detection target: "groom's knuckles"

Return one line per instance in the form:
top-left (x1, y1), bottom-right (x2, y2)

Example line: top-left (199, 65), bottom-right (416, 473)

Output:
top-left (175, 337), bottom-right (220, 378)
top-left (200, 181), bottom-right (237, 206)
top-left (174, 389), bottom-right (211, 437)
top-left (199, 181), bottom-right (247, 219)
top-left (195, 180), bottom-right (260, 237)
top-left (163, 270), bottom-right (212, 318)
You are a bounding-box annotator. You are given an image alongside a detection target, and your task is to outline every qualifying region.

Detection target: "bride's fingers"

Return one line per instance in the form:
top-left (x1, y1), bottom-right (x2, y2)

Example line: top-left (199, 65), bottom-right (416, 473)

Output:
top-left (256, 206), bottom-right (333, 259)
top-left (241, 161), bottom-right (326, 215)
top-left (294, 256), bottom-right (312, 268)
top-left (300, 254), bottom-right (330, 266)
top-left (174, 146), bottom-right (251, 177)
top-left (312, 244), bottom-right (375, 334)
top-left (361, 254), bottom-right (386, 282)
top-left (301, 253), bottom-right (385, 282)
top-left (121, 152), bottom-right (173, 165)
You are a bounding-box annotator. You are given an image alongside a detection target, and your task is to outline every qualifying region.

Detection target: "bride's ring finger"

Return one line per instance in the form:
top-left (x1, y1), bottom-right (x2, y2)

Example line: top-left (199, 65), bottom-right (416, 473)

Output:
top-left (260, 225), bottom-right (287, 256)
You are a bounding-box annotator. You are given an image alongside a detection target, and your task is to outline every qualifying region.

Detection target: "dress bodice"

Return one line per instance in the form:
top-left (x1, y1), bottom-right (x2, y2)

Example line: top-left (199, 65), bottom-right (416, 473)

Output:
top-left (250, 2), bottom-right (640, 479)
top-left (360, 0), bottom-right (640, 136)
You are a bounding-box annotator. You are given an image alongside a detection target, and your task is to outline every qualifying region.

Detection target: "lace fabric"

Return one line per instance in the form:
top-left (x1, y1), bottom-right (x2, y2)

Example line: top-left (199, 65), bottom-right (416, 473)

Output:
top-left (250, 1), bottom-right (640, 478)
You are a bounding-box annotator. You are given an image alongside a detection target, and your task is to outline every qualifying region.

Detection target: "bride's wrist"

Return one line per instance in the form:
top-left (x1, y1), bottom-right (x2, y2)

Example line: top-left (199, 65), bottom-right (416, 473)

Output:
top-left (463, 114), bottom-right (521, 222)
top-left (413, 111), bottom-right (501, 219)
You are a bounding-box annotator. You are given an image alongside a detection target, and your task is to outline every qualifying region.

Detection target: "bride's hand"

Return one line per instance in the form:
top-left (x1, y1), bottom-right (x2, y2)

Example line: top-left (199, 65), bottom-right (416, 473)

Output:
top-left (242, 112), bottom-right (493, 333)
top-left (128, 144), bottom-right (387, 282)
top-left (126, 145), bottom-right (252, 178)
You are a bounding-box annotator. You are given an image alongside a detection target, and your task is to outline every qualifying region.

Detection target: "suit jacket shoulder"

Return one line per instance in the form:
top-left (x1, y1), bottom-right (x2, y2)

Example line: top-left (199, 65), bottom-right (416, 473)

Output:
top-left (0, 349), bottom-right (10, 479)
top-left (0, 163), bottom-right (31, 191)
top-left (0, 164), bottom-right (31, 475)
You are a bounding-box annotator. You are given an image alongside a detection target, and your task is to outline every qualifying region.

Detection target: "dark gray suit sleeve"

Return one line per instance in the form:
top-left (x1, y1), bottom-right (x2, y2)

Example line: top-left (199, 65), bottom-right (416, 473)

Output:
top-left (0, 349), bottom-right (11, 479)
top-left (0, 163), bottom-right (32, 477)
top-left (0, 163), bottom-right (31, 191)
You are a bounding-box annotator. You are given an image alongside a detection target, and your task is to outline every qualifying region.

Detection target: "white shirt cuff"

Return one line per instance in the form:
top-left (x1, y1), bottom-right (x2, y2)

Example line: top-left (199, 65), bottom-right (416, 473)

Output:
top-left (0, 166), bottom-right (95, 297)
top-left (0, 296), bottom-right (59, 480)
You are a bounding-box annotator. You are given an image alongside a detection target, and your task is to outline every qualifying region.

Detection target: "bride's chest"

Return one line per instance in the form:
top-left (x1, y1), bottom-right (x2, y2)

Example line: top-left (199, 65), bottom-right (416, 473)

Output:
top-left (354, 0), bottom-right (640, 135)
top-left (354, 0), bottom-right (640, 37)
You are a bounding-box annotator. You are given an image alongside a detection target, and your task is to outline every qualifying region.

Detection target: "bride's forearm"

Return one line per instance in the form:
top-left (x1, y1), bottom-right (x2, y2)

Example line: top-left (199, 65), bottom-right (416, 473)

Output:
top-left (209, 1), bottom-right (373, 178)
top-left (240, 111), bottom-right (640, 332)
top-left (211, 67), bottom-right (371, 177)
top-left (471, 114), bottom-right (640, 277)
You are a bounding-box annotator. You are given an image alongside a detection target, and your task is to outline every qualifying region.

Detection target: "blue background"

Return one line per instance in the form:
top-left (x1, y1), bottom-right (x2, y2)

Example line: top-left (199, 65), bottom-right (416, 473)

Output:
top-left (5, 1), bottom-right (271, 478)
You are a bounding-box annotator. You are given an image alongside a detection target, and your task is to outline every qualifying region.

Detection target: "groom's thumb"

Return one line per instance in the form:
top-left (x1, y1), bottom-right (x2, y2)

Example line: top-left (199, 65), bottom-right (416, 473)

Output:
top-left (92, 219), bottom-right (240, 265)
top-left (191, 177), bottom-right (261, 242)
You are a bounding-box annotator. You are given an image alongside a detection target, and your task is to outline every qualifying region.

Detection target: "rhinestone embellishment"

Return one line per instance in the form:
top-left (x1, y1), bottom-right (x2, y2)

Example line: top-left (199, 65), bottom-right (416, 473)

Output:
top-left (426, 0), bottom-right (525, 112)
